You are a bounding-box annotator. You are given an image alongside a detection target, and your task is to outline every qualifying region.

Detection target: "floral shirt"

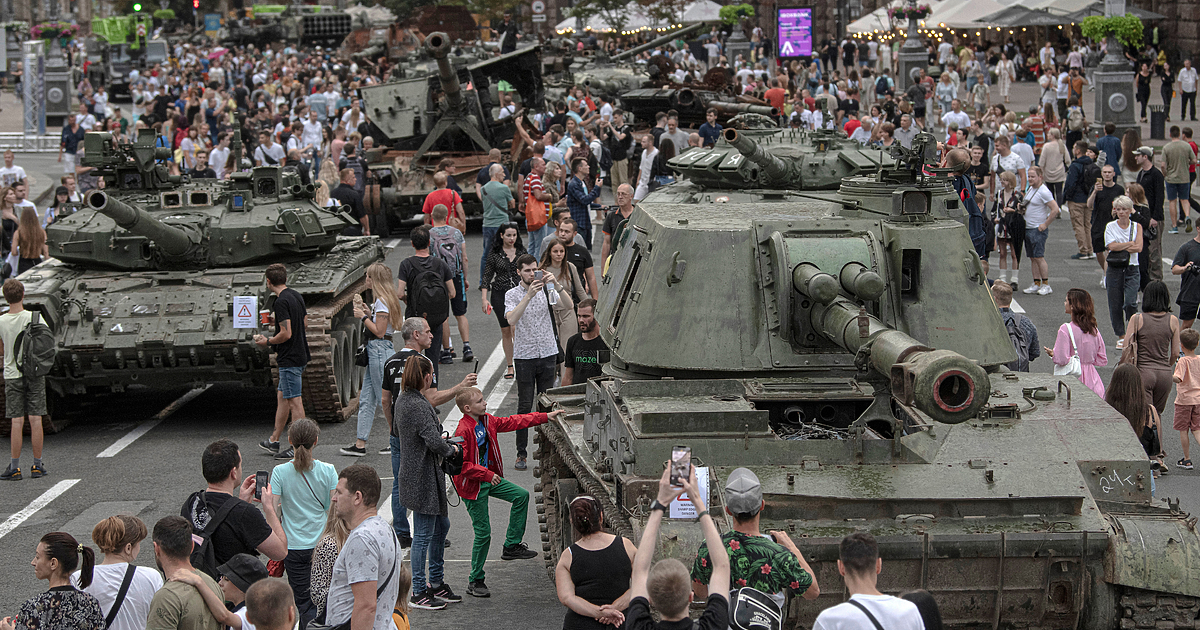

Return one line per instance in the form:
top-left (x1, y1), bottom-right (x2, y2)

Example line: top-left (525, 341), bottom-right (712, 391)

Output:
top-left (691, 531), bottom-right (813, 595)
top-left (15, 586), bottom-right (104, 630)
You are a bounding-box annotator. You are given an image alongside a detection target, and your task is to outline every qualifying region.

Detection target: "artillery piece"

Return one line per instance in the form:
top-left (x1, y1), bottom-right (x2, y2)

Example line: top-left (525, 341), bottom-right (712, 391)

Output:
top-left (10, 129), bottom-right (383, 427)
top-left (534, 131), bottom-right (1200, 629)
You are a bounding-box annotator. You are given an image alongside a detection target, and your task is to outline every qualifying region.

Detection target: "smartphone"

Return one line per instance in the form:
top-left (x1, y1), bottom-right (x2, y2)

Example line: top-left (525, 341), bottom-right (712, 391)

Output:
top-left (670, 446), bottom-right (691, 487)
top-left (534, 269), bottom-right (544, 281)
top-left (473, 360), bottom-right (479, 374)
top-left (255, 471), bottom-right (269, 500)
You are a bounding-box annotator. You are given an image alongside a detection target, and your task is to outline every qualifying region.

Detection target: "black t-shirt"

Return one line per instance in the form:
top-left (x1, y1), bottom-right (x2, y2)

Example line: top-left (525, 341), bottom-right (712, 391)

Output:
top-left (563, 243), bottom-right (593, 292)
top-left (627, 594), bottom-right (727, 630)
top-left (331, 183), bottom-right (365, 221)
top-left (1091, 183), bottom-right (1125, 236)
top-left (272, 287), bottom-right (309, 368)
top-left (602, 209), bottom-right (632, 236)
top-left (1173, 239), bottom-right (1200, 307)
top-left (519, 157), bottom-right (535, 179)
top-left (974, 133), bottom-right (994, 159)
top-left (382, 348), bottom-right (436, 436)
top-left (181, 491), bottom-right (272, 577)
top-left (565, 333), bottom-right (610, 382)
top-left (842, 40), bottom-right (857, 61)
top-left (839, 98), bottom-right (860, 118)
top-left (475, 162), bottom-right (510, 187)
top-left (397, 254), bottom-right (454, 318)
top-left (966, 162), bottom-right (990, 192)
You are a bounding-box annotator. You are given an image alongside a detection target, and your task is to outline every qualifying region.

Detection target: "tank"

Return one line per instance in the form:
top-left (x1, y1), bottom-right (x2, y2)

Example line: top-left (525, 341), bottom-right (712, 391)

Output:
top-left (9, 129), bottom-right (383, 427)
top-left (534, 132), bottom-right (1200, 629)
top-left (221, 4), bottom-right (351, 47)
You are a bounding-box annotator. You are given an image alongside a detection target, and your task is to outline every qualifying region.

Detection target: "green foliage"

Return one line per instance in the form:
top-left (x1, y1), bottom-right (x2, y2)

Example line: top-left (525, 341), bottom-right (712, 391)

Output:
top-left (1080, 13), bottom-right (1144, 50)
top-left (153, 9), bottom-right (175, 19)
top-left (379, 0), bottom-right (438, 25)
top-left (719, 3), bottom-right (753, 25)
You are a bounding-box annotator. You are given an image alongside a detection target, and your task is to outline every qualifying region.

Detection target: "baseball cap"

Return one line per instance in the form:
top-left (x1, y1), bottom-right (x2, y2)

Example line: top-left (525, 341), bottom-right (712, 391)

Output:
top-left (1135, 146), bottom-right (1155, 158)
top-left (216, 553), bottom-right (268, 593)
top-left (724, 467), bottom-right (763, 515)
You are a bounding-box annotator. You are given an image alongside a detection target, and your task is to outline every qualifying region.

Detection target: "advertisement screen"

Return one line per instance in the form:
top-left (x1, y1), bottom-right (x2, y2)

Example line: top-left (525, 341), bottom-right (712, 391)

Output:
top-left (777, 8), bottom-right (813, 57)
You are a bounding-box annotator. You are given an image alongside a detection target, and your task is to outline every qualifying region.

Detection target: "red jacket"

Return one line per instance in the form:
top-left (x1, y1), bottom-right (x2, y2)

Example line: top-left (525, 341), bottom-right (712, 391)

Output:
top-left (452, 411), bottom-right (548, 500)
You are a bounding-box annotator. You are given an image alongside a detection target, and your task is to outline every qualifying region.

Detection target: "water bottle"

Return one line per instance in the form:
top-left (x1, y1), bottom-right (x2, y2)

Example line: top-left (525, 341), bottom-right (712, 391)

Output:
top-left (547, 281), bottom-right (559, 306)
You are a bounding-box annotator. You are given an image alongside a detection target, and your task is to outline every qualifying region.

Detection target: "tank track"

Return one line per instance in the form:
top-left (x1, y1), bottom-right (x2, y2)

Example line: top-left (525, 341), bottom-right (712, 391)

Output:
top-left (535, 419), bottom-right (635, 581)
top-left (1116, 587), bottom-right (1200, 630)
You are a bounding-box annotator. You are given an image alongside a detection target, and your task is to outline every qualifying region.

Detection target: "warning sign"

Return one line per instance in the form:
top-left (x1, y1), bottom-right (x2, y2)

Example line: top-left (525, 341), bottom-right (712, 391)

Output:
top-left (136, 23), bottom-right (146, 37)
top-left (233, 296), bottom-right (257, 329)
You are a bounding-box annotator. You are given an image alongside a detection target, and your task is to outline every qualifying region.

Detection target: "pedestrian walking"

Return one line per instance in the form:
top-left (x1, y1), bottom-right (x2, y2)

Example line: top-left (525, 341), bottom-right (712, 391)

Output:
top-left (555, 495), bottom-right (637, 630)
top-left (478, 163), bottom-right (514, 286)
top-left (1022, 167), bottom-right (1060, 296)
top-left (0, 278), bottom-right (47, 481)
top-left (1065, 140), bottom-right (1099, 259)
top-left (481, 225), bottom-right (525, 380)
top-left (1040, 128), bottom-right (1070, 204)
top-left (1164, 127), bottom-right (1197, 231)
top-left (1172, 328), bottom-right (1200, 470)
top-left (343, 263), bottom-right (402, 456)
top-left (1124, 281), bottom-right (1182, 413)
top-left (1107, 364), bottom-right (1166, 484)
top-left (1089, 164), bottom-right (1125, 285)
top-left (993, 281), bottom-right (1040, 371)
top-left (993, 172), bottom-right (1025, 285)
top-left (1180, 60), bottom-right (1199, 121)
top-left (539, 240), bottom-right (585, 352)
top-left (1138, 63), bottom-right (1154, 123)
top-left (396, 225), bottom-right (455, 383)
top-left (429, 204), bottom-right (473, 365)
top-left (0, 533), bottom-right (104, 630)
top-left (1171, 228), bottom-right (1200, 327)
top-left (1047, 288), bottom-right (1108, 398)
top-left (1104, 195), bottom-right (1143, 342)
top-left (74, 516), bottom-right (162, 630)
top-left (1160, 61), bottom-right (1175, 121)
top-left (1134, 146), bottom-right (1166, 283)
top-left (255, 264), bottom-right (309, 460)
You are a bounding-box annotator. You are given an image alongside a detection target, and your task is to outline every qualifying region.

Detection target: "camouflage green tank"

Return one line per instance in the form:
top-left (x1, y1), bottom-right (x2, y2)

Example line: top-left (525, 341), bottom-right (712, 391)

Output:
top-left (12, 129), bottom-right (383, 427)
top-left (535, 133), bottom-right (1200, 629)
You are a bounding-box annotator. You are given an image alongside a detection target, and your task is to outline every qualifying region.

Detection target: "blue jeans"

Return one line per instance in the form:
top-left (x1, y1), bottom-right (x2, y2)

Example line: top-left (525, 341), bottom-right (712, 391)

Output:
top-left (1106, 264), bottom-right (1140, 337)
top-left (356, 338), bottom-right (394, 441)
top-left (390, 434), bottom-right (411, 540)
top-left (481, 226), bottom-right (500, 284)
top-left (411, 511), bottom-right (450, 594)
top-left (527, 223), bottom-right (555, 262)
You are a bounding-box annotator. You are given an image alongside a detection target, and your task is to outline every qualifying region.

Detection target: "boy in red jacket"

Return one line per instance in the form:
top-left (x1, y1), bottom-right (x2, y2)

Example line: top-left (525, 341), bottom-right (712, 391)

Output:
top-left (452, 387), bottom-right (563, 598)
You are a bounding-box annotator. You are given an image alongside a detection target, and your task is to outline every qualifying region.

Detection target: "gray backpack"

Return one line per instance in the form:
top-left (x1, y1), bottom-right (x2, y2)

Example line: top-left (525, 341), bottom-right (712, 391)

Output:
top-left (1001, 310), bottom-right (1031, 372)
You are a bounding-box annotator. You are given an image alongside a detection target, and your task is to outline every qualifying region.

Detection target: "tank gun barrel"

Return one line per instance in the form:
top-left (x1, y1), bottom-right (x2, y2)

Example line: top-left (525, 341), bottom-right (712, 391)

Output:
top-left (710, 101), bottom-right (779, 117)
top-left (793, 265), bottom-right (989, 424)
top-left (611, 23), bottom-right (706, 62)
top-left (723, 128), bottom-right (792, 184)
top-left (424, 32), bottom-right (466, 114)
top-left (87, 191), bottom-right (194, 257)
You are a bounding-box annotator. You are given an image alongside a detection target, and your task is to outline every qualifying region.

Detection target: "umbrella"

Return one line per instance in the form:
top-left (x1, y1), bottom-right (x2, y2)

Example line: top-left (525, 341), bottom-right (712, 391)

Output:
top-left (975, 5), bottom-right (1072, 26)
top-left (208, 47), bottom-right (228, 60)
top-left (1063, 1), bottom-right (1165, 20)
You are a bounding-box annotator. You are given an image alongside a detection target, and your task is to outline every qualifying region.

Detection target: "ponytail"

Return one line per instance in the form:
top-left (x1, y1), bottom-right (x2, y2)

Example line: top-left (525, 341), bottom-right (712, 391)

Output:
top-left (40, 532), bottom-right (95, 588)
top-left (289, 418), bottom-right (320, 473)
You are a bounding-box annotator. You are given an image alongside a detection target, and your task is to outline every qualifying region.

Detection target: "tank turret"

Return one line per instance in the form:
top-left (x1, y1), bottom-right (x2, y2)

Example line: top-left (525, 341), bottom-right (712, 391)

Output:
top-left (708, 101), bottom-right (778, 117)
top-left (86, 191), bottom-right (198, 259)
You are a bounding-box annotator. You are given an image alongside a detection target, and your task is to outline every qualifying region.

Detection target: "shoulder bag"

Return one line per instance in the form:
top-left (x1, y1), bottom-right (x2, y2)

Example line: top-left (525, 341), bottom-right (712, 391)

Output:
top-left (103, 564), bottom-right (137, 629)
top-left (308, 531), bottom-right (399, 630)
top-left (1054, 323), bottom-right (1084, 377)
top-left (1107, 222), bottom-right (1137, 267)
top-left (847, 599), bottom-right (886, 630)
top-left (543, 285), bottom-right (566, 364)
top-left (1119, 313), bottom-right (1141, 366)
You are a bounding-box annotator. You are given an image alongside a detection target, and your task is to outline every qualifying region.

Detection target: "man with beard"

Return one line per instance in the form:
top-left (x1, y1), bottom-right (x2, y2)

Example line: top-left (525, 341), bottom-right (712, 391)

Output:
top-left (561, 299), bottom-right (609, 386)
top-left (146, 516), bottom-right (223, 630)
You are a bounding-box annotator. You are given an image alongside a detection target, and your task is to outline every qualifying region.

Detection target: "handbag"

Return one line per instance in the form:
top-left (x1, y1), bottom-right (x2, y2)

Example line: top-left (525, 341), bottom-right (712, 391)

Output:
top-left (729, 587), bottom-right (783, 630)
top-left (354, 319), bottom-right (369, 367)
top-left (267, 559), bottom-right (285, 577)
top-left (1119, 314), bottom-right (1140, 366)
top-left (1107, 222), bottom-right (1137, 268)
top-left (525, 191), bottom-right (548, 231)
top-left (1053, 323), bottom-right (1084, 377)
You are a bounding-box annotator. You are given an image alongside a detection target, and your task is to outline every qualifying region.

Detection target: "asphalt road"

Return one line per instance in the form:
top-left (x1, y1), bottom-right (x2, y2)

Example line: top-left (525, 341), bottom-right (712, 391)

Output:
top-left (0, 169), bottom-right (1198, 629)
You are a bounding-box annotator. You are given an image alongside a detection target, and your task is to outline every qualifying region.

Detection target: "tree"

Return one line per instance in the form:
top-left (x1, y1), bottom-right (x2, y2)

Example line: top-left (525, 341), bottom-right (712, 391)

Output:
top-left (569, 0), bottom-right (632, 35)
top-left (640, 0), bottom-right (688, 27)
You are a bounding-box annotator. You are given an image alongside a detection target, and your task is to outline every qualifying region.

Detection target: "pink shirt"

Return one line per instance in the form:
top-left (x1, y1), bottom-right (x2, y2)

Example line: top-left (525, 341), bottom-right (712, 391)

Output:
top-left (1054, 322), bottom-right (1108, 398)
top-left (1173, 355), bottom-right (1200, 405)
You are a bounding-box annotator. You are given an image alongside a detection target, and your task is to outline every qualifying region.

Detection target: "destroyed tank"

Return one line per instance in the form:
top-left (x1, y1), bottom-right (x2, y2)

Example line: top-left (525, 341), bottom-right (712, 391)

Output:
top-left (535, 133), bottom-right (1200, 629)
top-left (11, 129), bottom-right (383, 427)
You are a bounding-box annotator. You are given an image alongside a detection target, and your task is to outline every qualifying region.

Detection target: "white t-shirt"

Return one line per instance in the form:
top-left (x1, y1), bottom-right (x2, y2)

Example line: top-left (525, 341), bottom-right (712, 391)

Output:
top-left (0, 165), bottom-right (27, 187)
top-left (255, 143), bottom-right (286, 166)
top-left (72, 564), bottom-right (164, 630)
top-left (302, 120), bottom-right (324, 151)
top-left (813, 594), bottom-right (925, 630)
top-left (1181, 68), bottom-right (1199, 93)
top-left (599, 102), bottom-right (613, 122)
top-left (15, 200), bottom-right (37, 219)
top-left (1105, 220), bottom-right (1140, 267)
top-left (941, 111), bottom-right (971, 139)
top-left (1057, 72), bottom-right (1070, 98)
top-left (1011, 142), bottom-right (1035, 173)
top-left (325, 516), bottom-right (400, 630)
top-left (937, 42), bottom-right (953, 64)
top-left (372, 298), bottom-right (394, 335)
top-left (868, 41), bottom-right (879, 60)
top-left (210, 146), bottom-right (230, 179)
top-left (77, 113), bottom-right (97, 130)
top-left (1023, 183), bottom-right (1056, 227)
top-left (991, 152), bottom-right (1028, 184)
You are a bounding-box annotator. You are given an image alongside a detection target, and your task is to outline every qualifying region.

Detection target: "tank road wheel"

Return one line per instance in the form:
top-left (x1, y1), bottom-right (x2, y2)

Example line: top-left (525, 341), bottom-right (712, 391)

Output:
top-left (1080, 568), bottom-right (1118, 630)
top-left (330, 329), bottom-right (351, 408)
top-left (338, 323), bottom-right (364, 399)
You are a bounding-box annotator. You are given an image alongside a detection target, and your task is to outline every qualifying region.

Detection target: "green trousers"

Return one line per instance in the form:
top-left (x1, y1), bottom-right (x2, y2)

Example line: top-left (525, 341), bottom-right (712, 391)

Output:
top-left (463, 477), bottom-right (530, 582)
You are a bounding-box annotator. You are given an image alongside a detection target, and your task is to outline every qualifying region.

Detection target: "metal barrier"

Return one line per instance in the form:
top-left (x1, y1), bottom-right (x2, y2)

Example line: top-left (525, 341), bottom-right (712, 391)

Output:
top-left (0, 134), bottom-right (69, 152)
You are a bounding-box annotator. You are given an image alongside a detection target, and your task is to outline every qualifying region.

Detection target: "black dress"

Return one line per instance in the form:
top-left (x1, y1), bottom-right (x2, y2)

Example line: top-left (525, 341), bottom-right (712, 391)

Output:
top-left (563, 536), bottom-right (632, 630)
top-left (1137, 72), bottom-right (1153, 118)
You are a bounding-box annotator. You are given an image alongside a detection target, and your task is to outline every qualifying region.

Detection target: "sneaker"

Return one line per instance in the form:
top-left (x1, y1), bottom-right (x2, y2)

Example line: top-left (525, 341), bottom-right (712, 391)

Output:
top-left (1116, 339), bottom-right (1126, 350)
top-left (378, 445), bottom-right (391, 455)
top-left (467, 580), bottom-right (491, 598)
top-left (515, 456), bottom-right (527, 470)
top-left (1070, 253), bottom-right (1088, 260)
top-left (1084, 253), bottom-right (1096, 259)
top-left (1178, 458), bottom-right (1194, 470)
top-left (439, 350), bottom-right (454, 365)
top-left (1100, 276), bottom-right (1107, 288)
top-left (1037, 284), bottom-right (1053, 296)
top-left (428, 583), bottom-right (463, 603)
top-left (340, 444), bottom-right (367, 457)
top-left (259, 439), bottom-right (280, 454)
top-left (29, 463), bottom-right (46, 479)
top-left (449, 348), bottom-right (457, 358)
top-left (275, 447), bottom-right (294, 460)
top-left (1023, 283), bottom-right (1040, 294)
top-left (0, 465), bottom-right (20, 481)
top-left (1189, 218), bottom-right (1195, 233)
top-left (501, 542), bottom-right (538, 560)
top-left (1170, 227), bottom-right (1180, 234)
top-left (462, 344), bottom-right (474, 362)
top-left (411, 590), bottom-right (447, 610)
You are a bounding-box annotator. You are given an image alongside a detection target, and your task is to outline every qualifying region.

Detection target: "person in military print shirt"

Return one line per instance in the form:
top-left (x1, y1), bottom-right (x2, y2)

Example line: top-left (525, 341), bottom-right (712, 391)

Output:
top-left (691, 467), bottom-right (819, 609)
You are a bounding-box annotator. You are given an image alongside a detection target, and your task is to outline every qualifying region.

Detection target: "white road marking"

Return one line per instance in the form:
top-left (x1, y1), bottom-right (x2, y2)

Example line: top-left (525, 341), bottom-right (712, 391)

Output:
top-left (97, 386), bottom-right (211, 458)
top-left (1164, 257), bottom-right (1175, 267)
top-left (440, 340), bottom-right (507, 432)
top-left (383, 238), bottom-right (402, 250)
top-left (0, 479), bottom-right (80, 540)
top-left (1010, 298), bottom-right (1025, 314)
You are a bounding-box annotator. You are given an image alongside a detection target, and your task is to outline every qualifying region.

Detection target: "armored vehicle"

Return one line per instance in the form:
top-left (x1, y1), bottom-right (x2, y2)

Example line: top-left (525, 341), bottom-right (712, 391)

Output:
top-left (222, 4), bottom-right (351, 47)
top-left (86, 15), bottom-right (168, 97)
top-left (535, 133), bottom-right (1200, 629)
top-left (361, 33), bottom-right (542, 230)
top-left (10, 130), bottom-right (382, 426)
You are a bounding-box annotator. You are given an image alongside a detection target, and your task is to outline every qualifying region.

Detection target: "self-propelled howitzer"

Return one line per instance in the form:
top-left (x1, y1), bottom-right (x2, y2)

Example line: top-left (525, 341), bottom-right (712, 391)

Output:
top-left (13, 129), bottom-right (383, 426)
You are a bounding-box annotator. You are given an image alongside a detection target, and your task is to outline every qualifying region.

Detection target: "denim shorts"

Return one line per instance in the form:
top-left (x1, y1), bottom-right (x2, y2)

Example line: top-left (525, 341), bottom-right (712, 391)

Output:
top-left (277, 366), bottom-right (304, 399)
top-left (1167, 181), bottom-right (1191, 201)
top-left (1025, 226), bottom-right (1049, 258)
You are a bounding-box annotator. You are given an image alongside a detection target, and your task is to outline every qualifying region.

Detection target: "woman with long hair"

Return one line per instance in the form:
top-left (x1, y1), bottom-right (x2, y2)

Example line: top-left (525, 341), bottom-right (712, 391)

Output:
top-left (315, 181), bottom-right (334, 208)
top-left (1107, 363), bottom-right (1165, 481)
top-left (1040, 128), bottom-right (1070, 204)
top-left (651, 139), bottom-right (677, 189)
top-left (998, 52), bottom-right (1016, 103)
top-left (347, 263), bottom-right (404, 454)
top-left (993, 171), bottom-right (1025, 285)
top-left (309, 500), bottom-right (352, 621)
top-left (0, 533), bottom-right (103, 630)
top-left (1126, 182), bottom-right (1153, 289)
top-left (1105, 195), bottom-right (1143, 344)
top-left (0, 185), bottom-right (18, 257)
top-left (539, 240), bottom-right (583, 353)
top-left (11, 206), bottom-right (47, 275)
top-left (74, 516), bottom-right (161, 630)
top-left (1159, 61), bottom-right (1174, 122)
top-left (555, 495), bottom-right (637, 630)
top-left (481, 224), bottom-right (526, 380)
top-left (1126, 280), bottom-right (1182, 415)
top-left (1122, 128), bottom-right (1143, 184)
top-left (1047, 288), bottom-right (1109, 398)
top-left (268, 418), bottom-right (337, 626)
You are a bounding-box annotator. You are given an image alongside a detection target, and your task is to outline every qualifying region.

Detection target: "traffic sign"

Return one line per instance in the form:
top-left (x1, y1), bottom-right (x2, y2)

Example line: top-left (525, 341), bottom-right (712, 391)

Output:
top-left (531, 0), bottom-right (545, 13)
top-left (532, 14), bottom-right (547, 21)
top-left (136, 23), bottom-right (146, 37)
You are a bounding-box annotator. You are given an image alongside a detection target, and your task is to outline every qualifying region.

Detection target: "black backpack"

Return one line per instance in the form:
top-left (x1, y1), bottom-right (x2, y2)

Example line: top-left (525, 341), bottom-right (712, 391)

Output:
top-left (188, 494), bottom-right (239, 580)
top-left (875, 75), bottom-right (891, 96)
top-left (408, 258), bottom-right (450, 328)
top-left (15, 311), bottom-right (56, 378)
top-left (1001, 310), bottom-right (1032, 372)
top-left (598, 142), bottom-right (613, 174)
top-left (1079, 161), bottom-right (1101, 198)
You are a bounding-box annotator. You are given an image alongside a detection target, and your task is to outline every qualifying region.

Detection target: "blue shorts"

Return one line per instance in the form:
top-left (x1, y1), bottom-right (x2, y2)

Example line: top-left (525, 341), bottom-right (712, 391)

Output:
top-left (1167, 181), bottom-right (1191, 201)
top-left (278, 366), bottom-right (304, 399)
top-left (1025, 226), bottom-right (1049, 258)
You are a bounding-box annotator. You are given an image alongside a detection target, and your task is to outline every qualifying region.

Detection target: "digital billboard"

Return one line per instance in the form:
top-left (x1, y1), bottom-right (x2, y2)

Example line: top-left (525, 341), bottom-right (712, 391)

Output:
top-left (777, 8), bottom-right (813, 58)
